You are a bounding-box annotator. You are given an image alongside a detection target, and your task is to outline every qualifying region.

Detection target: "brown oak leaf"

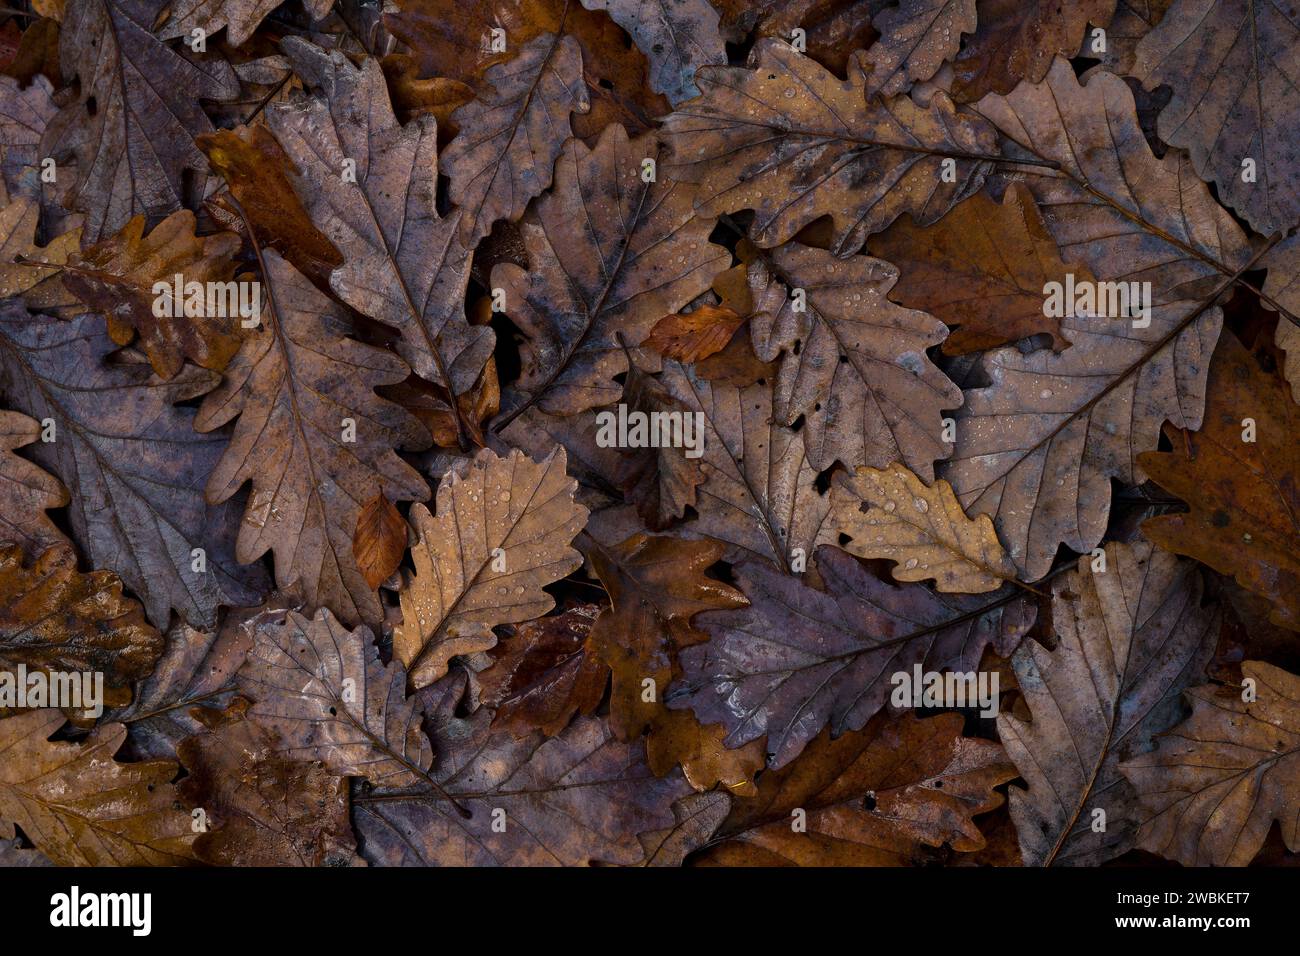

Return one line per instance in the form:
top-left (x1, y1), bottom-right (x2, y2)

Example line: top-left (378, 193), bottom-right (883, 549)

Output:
top-left (0, 409), bottom-right (68, 556)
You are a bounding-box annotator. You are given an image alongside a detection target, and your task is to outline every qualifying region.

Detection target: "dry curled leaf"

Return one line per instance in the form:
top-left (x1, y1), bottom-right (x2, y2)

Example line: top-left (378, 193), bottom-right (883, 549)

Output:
top-left (1120, 661), bottom-right (1300, 866)
top-left (831, 461), bottom-right (1017, 593)
top-left (394, 447), bottom-right (587, 689)
top-left (1138, 331), bottom-right (1300, 632)
top-left (662, 38), bottom-right (997, 257)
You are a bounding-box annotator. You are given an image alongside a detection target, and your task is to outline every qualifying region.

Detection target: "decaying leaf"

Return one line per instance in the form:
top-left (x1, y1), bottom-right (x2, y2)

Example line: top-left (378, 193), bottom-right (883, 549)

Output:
top-left (1260, 232), bottom-right (1300, 403)
top-left (866, 183), bottom-right (1084, 353)
top-left (354, 669), bottom-right (692, 866)
top-left (862, 0), bottom-right (976, 99)
top-left (662, 38), bottom-right (997, 257)
top-left (238, 608), bottom-right (434, 789)
top-left (443, 32), bottom-right (590, 246)
top-left (268, 39), bottom-right (494, 399)
top-left (352, 493), bottom-right (407, 591)
top-left (479, 603), bottom-right (607, 737)
top-left (0, 74), bottom-right (56, 204)
top-left (0, 543), bottom-right (160, 717)
top-left (672, 545), bottom-right (1034, 768)
top-left (999, 540), bottom-right (1218, 866)
top-left (41, 0), bottom-right (239, 241)
top-left (177, 700), bottom-right (364, 868)
top-left (0, 709), bottom-right (197, 865)
top-left (62, 210), bottom-right (244, 378)
top-left (644, 303), bottom-right (746, 365)
top-left (1120, 661), bottom-right (1300, 866)
top-left (939, 59), bottom-right (1253, 581)
top-left (198, 124), bottom-right (344, 293)
top-left (394, 447), bottom-right (587, 689)
top-left (196, 250), bottom-right (430, 628)
top-left (951, 0), bottom-right (1117, 102)
top-left (0, 307), bottom-right (268, 629)
top-left (1133, 0), bottom-right (1300, 236)
top-left (697, 711), bottom-right (1014, 865)
top-left (577, 0), bottom-right (725, 104)
top-left (659, 361), bottom-right (834, 570)
top-left (584, 533), bottom-right (762, 793)
top-left (0, 409), bottom-right (68, 556)
top-left (744, 241), bottom-right (962, 477)
top-left (158, 0), bottom-right (335, 49)
top-left (0, 195), bottom-right (78, 310)
top-left (831, 462), bottom-right (1017, 593)
top-left (493, 124), bottom-right (728, 421)
top-left (1139, 331), bottom-right (1300, 631)
top-left (613, 363), bottom-right (706, 530)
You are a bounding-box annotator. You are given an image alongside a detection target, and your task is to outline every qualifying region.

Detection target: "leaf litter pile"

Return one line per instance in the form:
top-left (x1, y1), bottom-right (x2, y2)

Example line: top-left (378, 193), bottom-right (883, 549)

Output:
top-left (0, 0), bottom-right (1297, 868)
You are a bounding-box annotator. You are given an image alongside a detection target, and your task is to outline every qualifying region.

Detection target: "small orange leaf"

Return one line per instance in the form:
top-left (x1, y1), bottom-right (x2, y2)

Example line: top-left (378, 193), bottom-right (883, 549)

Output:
top-left (353, 493), bottom-right (407, 590)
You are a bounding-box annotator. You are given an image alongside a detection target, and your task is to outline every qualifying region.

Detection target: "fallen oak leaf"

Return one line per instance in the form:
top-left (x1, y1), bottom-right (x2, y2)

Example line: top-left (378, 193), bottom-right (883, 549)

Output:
top-left (861, 0), bottom-right (976, 99)
top-left (267, 38), bottom-right (494, 405)
top-left (0, 306), bottom-right (268, 630)
top-left (831, 462), bottom-right (1018, 594)
top-left (393, 446), bottom-right (587, 690)
top-left (1260, 232), bottom-right (1300, 403)
top-left (999, 539), bottom-right (1219, 866)
top-left (671, 544), bottom-right (1035, 768)
top-left (61, 210), bottom-right (245, 379)
top-left (177, 699), bottom-right (365, 868)
top-left (479, 603), bottom-right (607, 737)
top-left (0, 709), bottom-right (197, 865)
top-left (157, 0), bottom-right (335, 49)
top-left (197, 124), bottom-right (343, 293)
top-left (658, 360), bottom-right (834, 571)
top-left (1133, 0), bottom-right (1300, 236)
top-left (195, 249), bottom-right (430, 628)
top-left (353, 668), bottom-right (692, 865)
top-left (950, 0), bottom-right (1117, 102)
top-left (491, 124), bottom-right (728, 424)
top-left (577, 0), bottom-right (725, 104)
top-left (237, 608), bottom-right (437, 791)
top-left (0, 543), bottom-right (162, 718)
top-left (644, 303), bottom-right (746, 365)
top-left (1138, 331), bottom-right (1300, 631)
top-left (0, 74), bottom-right (56, 204)
top-left (661, 38), bottom-right (1003, 258)
top-left (40, 0), bottom-right (239, 241)
top-left (0, 195), bottom-right (78, 311)
top-left (695, 711), bottom-right (1015, 866)
top-left (583, 532), bottom-right (763, 793)
top-left (442, 31), bottom-right (590, 246)
top-left (1120, 661), bottom-right (1300, 866)
top-left (0, 408), bottom-right (69, 557)
top-left (866, 182), bottom-right (1084, 354)
top-left (744, 241), bottom-right (962, 478)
